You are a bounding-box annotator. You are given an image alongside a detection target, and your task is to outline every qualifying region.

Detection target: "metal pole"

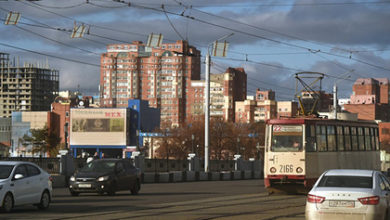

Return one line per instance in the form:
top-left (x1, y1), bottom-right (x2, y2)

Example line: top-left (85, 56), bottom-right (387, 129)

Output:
top-left (191, 134), bottom-right (194, 154)
top-left (205, 53), bottom-right (210, 173)
top-left (333, 83), bottom-right (337, 119)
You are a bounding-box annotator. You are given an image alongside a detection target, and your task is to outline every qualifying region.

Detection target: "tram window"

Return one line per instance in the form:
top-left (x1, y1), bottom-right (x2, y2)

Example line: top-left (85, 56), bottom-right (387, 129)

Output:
top-left (327, 126), bottom-right (336, 151)
top-left (358, 127), bottom-right (365, 151)
top-left (316, 125), bottom-right (327, 152)
top-left (306, 125), bottom-right (317, 152)
top-left (375, 128), bottom-right (380, 150)
top-left (365, 127), bottom-right (372, 150)
top-left (351, 127), bottom-right (358, 151)
top-left (370, 128), bottom-right (375, 151)
top-left (344, 126), bottom-right (351, 151)
top-left (337, 126), bottom-right (344, 151)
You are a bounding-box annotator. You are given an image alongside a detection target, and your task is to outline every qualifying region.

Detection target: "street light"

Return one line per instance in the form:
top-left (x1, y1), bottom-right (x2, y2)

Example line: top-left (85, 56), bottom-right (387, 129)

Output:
top-left (205, 33), bottom-right (234, 173)
top-left (333, 70), bottom-right (354, 119)
top-left (237, 137), bottom-right (240, 155)
top-left (191, 134), bottom-right (195, 154)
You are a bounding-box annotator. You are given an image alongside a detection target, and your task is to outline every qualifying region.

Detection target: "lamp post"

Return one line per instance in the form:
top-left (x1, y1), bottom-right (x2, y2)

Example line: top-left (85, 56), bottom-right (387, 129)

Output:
top-left (191, 134), bottom-right (195, 154)
top-left (333, 70), bottom-right (354, 119)
top-left (204, 33), bottom-right (234, 172)
top-left (236, 137), bottom-right (240, 155)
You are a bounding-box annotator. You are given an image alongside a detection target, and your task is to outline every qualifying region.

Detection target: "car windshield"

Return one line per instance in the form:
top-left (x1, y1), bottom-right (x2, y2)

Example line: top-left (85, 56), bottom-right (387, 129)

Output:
top-left (80, 160), bottom-right (116, 173)
top-left (0, 165), bottom-right (14, 179)
top-left (271, 125), bottom-right (303, 152)
top-left (318, 175), bottom-right (373, 188)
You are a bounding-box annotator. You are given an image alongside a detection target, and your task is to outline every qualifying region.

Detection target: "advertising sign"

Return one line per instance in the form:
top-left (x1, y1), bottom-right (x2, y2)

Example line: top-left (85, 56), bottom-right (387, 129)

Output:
top-left (70, 109), bottom-right (127, 146)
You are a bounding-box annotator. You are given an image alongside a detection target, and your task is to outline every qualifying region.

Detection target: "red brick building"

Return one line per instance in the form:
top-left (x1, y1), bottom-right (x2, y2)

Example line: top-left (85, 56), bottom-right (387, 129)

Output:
top-left (100, 40), bottom-right (200, 126)
top-left (344, 78), bottom-right (390, 121)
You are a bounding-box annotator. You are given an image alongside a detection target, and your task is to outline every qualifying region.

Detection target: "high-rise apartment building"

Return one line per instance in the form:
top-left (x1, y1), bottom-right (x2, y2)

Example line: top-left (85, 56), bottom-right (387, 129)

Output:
top-left (100, 41), bottom-right (200, 126)
top-left (0, 53), bottom-right (59, 118)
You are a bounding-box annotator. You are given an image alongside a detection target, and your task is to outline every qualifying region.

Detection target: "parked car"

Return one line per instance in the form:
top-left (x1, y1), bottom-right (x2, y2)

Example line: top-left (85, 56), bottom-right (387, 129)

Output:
top-left (306, 169), bottom-right (390, 220)
top-left (69, 158), bottom-right (141, 196)
top-left (0, 161), bottom-right (53, 213)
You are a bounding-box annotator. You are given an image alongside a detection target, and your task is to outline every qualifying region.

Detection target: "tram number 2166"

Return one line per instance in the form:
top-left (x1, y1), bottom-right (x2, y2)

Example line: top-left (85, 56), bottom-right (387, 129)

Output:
top-left (280, 164), bottom-right (293, 173)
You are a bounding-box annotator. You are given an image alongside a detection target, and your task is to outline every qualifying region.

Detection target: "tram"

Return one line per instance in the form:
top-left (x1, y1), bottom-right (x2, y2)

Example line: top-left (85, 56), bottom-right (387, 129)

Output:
top-left (264, 117), bottom-right (380, 193)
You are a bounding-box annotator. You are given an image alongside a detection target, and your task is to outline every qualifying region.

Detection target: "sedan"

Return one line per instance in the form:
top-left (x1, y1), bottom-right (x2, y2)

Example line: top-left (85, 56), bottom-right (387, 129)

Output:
top-left (69, 158), bottom-right (141, 196)
top-left (306, 169), bottom-right (390, 220)
top-left (0, 161), bottom-right (53, 213)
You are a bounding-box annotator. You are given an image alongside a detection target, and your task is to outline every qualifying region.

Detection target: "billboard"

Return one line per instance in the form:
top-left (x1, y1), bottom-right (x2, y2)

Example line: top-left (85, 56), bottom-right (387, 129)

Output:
top-left (70, 109), bottom-right (127, 146)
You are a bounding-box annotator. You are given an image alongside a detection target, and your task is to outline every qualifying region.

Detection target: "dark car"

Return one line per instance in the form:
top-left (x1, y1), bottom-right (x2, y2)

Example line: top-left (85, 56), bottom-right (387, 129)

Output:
top-left (68, 159), bottom-right (141, 196)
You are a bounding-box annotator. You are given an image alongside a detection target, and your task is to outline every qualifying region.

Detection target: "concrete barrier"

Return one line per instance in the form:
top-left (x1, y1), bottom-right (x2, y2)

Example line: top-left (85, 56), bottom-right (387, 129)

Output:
top-left (254, 171), bottom-right (262, 179)
top-left (185, 171), bottom-right (195, 181)
top-left (232, 171), bottom-right (241, 180)
top-left (143, 173), bottom-right (157, 183)
top-left (244, 171), bottom-right (252, 179)
top-left (158, 172), bottom-right (170, 183)
top-left (220, 171), bottom-right (231, 181)
top-left (210, 172), bottom-right (220, 181)
top-left (171, 171), bottom-right (183, 182)
top-left (199, 172), bottom-right (209, 181)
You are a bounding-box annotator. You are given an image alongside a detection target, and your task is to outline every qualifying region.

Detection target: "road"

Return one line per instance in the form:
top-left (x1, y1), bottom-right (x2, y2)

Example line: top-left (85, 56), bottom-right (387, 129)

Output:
top-left (2, 180), bottom-right (306, 220)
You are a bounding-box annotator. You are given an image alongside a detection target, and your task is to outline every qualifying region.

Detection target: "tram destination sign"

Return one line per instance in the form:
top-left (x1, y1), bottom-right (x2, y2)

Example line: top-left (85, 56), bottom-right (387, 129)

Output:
top-left (273, 125), bottom-right (302, 132)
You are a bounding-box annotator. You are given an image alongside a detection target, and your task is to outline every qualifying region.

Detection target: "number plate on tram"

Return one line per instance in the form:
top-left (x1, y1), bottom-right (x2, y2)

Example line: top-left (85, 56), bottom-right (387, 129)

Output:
top-left (279, 165), bottom-right (293, 173)
top-left (329, 200), bottom-right (355, 208)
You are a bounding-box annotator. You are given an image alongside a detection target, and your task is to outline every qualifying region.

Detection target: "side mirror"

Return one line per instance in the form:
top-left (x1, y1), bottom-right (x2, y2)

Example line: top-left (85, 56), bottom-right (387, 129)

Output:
top-left (14, 174), bottom-right (24, 180)
top-left (116, 167), bottom-right (124, 174)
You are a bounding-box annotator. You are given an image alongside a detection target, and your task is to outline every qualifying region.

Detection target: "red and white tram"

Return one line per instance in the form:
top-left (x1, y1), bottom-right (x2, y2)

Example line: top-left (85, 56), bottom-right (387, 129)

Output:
top-left (264, 117), bottom-right (380, 193)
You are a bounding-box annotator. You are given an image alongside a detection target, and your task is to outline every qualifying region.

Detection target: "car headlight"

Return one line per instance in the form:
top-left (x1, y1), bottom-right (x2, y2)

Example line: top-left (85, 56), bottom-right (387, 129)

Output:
top-left (97, 176), bottom-right (109, 182)
top-left (69, 176), bottom-right (75, 182)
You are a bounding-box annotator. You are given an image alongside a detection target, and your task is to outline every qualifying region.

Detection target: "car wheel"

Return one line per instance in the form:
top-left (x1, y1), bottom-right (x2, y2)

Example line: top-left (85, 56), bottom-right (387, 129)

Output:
top-left (37, 191), bottom-right (50, 210)
top-left (131, 179), bottom-right (141, 195)
top-left (70, 190), bottom-right (79, 197)
top-left (1, 193), bottom-right (13, 213)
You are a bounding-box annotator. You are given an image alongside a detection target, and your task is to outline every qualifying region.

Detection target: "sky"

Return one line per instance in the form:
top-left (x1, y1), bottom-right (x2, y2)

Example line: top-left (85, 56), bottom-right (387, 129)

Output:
top-left (0, 0), bottom-right (389, 100)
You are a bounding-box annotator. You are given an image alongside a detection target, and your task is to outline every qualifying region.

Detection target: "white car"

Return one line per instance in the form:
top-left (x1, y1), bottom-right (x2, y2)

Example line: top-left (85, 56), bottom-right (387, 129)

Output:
top-left (306, 169), bottom-right (390, 220)
top-left (0, 161), bottom-right (53, 212)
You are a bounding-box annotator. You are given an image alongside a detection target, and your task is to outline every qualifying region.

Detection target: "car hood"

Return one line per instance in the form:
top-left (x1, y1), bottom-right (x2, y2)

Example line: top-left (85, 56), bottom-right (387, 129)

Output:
top-left (0, 179), bottom-right (8, 183)
top-left (74, 171), bottom-right (112, 179)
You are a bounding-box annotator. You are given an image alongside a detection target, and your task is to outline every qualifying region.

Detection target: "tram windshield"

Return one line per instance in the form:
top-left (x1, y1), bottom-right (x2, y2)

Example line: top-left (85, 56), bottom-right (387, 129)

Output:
top-left (271, 125), bottom-right (303, 152)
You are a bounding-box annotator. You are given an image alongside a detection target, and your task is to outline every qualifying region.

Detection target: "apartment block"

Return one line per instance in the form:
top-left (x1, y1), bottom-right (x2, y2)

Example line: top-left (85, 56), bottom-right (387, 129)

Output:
top-left (0, 53), bottom-right (59, 118)
top-left (236, 89), bottom-right (277, 123)
top-left (99, 40), bottom-right (200, 126)
top-left (277, 101), bottom-right (298, 118)
top-left (344, 78), bottom-right (390, 121)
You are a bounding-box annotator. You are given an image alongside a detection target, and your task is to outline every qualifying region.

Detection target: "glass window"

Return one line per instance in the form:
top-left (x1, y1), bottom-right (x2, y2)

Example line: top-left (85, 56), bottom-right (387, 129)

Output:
top-left (351, 127), bottom-right (358, 151)
top-left (0, 165), bottom-right (14, 179)
top-left (358, 127), bottom-right (365, 150)
top-left (14, 165), bottom-right (27, 178)
top-left (26, 164), bottom-right (41, 176)
top-left (337, 126), bottom-right (344, 151)
top-left (365, 127), bottom-right (372, 150)
top-left (327, 126), bottom-right (336, 151)
top-left (318, 175), bottom-right (372, 188)
top-left (306, 125), bottom-right (317, 152)
top-left (316, 125), bottom-right (327, 152)
top-left (370, 128), bottom-right (376, 151)
top-left (344, 126), bottom-right (351, 151)
top-left (271, 125), bottom-right (303, 152)
top-left (375, 128), bottom-right (380, 150)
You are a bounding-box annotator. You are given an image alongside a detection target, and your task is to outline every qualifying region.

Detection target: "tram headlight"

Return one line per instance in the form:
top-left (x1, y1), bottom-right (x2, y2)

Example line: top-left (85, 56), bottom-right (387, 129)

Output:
top-left (296, 167), bottom-right (303, 173)
top-left (270, 167), bottom-right (277, 173)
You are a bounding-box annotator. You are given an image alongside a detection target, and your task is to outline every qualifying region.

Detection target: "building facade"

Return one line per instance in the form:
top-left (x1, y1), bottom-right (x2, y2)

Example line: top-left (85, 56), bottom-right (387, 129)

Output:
top-left (0, 53), bottom-right (59, 118)
top-left (344, 78), bottom-right (390, 121)
top-left (99, 40), bottom-right (200, 126)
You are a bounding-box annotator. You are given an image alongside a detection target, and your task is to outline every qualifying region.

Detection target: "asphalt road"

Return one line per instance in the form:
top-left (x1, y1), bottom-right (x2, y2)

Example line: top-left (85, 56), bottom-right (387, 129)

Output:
top-left (2, 180), bottom-right (306, 220)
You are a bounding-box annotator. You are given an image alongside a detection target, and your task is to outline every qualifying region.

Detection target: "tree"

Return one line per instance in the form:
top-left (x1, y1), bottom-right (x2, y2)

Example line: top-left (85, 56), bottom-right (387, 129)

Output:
top-left (22, 125), bottom-right (61, 157)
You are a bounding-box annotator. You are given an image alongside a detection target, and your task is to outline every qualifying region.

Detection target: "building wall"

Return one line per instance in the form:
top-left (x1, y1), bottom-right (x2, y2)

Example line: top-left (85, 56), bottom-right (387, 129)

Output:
top-left (0, 53), bottom-right (59, 118)
top-left (100, 40), bottom-right (200, 126)
top-left (11, 111), bottom-right (49, 157)
top-left (0, 118), bottom-right (11, 149)
top-left (49, 102), bottom-right (71, 146)
top-left (277, 101), bottom-right (298, 118)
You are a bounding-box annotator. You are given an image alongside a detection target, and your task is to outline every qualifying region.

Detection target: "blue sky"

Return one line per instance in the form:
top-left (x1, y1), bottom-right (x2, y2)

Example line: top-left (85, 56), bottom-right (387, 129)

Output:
top-left (0, 0), bottom-right (389, 100)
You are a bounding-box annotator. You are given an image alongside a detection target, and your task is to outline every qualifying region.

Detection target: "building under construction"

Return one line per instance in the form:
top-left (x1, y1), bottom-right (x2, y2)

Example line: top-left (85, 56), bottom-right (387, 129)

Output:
top-left (0, 52), bottom-right (59, 118)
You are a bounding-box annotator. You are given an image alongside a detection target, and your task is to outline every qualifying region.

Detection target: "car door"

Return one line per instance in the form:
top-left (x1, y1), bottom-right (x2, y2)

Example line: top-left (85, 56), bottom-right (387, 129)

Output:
top-left (124, 160), bottom-right (137, 189)
top-left (115, 161), bottom-right (127, 190)
top-left (379, 174), bottom-right (390, 208)
top-left (26, 164), bottom-right (43, 203)
top-left (12, 164), bottom-right (30, 205)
